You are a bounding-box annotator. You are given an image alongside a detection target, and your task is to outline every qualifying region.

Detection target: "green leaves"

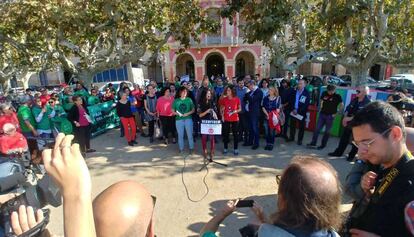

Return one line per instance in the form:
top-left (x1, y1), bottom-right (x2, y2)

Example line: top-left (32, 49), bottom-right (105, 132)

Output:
top-left (0, 0), bottom-right (218, 84)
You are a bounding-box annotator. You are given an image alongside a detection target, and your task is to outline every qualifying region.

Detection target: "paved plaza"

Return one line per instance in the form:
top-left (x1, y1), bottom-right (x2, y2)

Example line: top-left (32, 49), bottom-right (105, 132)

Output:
top-left (48, 129), bottom-right (353, 237)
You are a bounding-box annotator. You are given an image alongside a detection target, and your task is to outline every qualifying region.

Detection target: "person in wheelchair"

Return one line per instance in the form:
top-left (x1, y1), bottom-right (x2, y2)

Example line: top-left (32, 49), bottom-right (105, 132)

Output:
top-left (0, 123), bottom-right (28, 156)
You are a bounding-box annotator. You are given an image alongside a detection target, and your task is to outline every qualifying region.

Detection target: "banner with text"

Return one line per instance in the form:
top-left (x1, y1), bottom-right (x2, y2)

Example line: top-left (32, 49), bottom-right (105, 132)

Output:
top-left (88, 101), bottom-right (120, 137)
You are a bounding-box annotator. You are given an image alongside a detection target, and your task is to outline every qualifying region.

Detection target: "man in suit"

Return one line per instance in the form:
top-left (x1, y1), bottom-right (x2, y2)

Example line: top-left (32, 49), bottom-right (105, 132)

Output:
top-left (245, 80), bottom-right (263, 150)
top-left (288, 78), bottom-right (310, 145)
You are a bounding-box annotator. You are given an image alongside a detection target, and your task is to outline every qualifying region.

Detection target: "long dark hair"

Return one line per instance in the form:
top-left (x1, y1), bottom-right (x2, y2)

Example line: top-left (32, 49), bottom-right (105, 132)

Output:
top-left (271, 156), bottom-right (342, 230)
top-left (200, 88), bottom-right (215, 107)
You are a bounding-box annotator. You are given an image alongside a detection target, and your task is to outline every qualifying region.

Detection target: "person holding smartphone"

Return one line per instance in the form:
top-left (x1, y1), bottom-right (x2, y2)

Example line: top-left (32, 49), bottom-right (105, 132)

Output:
top-left (219, 86), bottom-right (241, 155)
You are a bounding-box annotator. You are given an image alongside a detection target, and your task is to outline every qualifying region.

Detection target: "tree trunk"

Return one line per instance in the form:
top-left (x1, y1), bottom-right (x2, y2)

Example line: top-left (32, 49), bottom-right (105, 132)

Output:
top-left (0, 80), bottom-right (10, 95)
top-left (349, 67), bottom-right (369, 87)
top-left (75, 70), bottom-right (94, 89)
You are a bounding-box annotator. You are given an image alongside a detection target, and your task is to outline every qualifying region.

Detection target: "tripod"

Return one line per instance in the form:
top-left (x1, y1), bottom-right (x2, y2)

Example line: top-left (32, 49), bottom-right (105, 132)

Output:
top-left (199, 152), bottom-right (227, 171)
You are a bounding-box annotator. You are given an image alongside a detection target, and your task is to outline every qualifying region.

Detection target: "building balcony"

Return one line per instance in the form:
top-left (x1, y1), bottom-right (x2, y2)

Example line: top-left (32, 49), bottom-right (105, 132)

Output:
top-left (189, 35), bottom-right (246, 47)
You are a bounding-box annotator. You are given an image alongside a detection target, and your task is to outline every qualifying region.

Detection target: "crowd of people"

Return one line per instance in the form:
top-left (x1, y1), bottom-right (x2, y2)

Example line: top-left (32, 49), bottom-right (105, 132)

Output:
top-left (7, 100), bottom-right (414, 237)
top-left (0, 72), bottom-right (409, 161)
top-left (2, 72), bottom-right (414, 237)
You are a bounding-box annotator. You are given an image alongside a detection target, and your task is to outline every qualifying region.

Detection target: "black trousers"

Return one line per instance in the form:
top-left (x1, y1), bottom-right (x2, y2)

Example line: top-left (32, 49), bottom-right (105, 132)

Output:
top-left (159, 116), bottom-right (176, 138)
top-left (223, 121), bottom-right (239, 150)
top-left (282, 109), bottom-right (291, 137)
top-left (238, 113), bottom-right (249, 143)
top-left (73, 125), bottom-right (91, 153)
top-left (289, 115), bottom-right (306, 142)
top-left (148, 120), bottom-right (155, 137)
top-left (334, 127), bottom-right (358, 157)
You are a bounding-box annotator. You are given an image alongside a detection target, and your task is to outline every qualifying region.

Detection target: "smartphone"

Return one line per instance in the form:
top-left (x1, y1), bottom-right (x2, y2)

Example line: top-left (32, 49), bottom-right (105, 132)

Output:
top-left (236, 200), bottom-right (254, 208)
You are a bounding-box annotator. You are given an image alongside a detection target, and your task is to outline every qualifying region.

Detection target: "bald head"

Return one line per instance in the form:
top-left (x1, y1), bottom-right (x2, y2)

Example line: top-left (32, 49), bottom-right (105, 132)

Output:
top-left (275, 156), bottom-right (342, 230)
top-left (93, 181), bottom-right (154, 237)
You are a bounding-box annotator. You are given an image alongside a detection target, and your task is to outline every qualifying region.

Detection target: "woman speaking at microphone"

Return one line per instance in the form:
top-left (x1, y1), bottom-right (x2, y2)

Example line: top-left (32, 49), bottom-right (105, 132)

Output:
top-left (198, 88), bottom-right (218, 161)
top-left (219, 86), bottom-right (241, 156)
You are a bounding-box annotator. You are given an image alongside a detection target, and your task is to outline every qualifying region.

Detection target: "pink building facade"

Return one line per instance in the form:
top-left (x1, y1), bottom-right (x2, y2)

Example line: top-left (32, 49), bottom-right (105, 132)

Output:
top-left (163, 0), bottom-right (269, 82)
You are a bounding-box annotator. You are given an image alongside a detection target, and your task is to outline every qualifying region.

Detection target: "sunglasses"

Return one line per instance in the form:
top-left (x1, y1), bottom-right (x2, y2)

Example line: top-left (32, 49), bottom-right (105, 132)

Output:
top-left (48, 101), bottom-right (54, 104)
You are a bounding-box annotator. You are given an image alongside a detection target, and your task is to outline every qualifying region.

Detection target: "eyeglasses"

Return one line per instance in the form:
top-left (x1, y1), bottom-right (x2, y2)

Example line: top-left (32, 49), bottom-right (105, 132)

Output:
top-left (48, 101), bottom-right (54, 104)
top-left (351, 127), bottom-right (392, 149)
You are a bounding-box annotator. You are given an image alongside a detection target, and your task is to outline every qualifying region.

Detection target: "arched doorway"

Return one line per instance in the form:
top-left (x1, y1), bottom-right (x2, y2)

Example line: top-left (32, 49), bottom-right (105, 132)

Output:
top-left (235, 51), bottom-right (255, 77)
top-left (206, 53), bottom-right (225, 78)
top-left (176, 53), bottom-right (195, 79)
top-left (147, 58), bottom-right (163, 82)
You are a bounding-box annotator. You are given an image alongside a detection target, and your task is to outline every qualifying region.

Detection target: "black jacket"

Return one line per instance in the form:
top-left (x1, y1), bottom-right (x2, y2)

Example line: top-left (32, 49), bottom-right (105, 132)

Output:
top-left (67, 104), bottom-right (90, 126)
top-left (245, 88), bottom-right (263, 116)
top-left (350, 153), bottom-right (414, 236)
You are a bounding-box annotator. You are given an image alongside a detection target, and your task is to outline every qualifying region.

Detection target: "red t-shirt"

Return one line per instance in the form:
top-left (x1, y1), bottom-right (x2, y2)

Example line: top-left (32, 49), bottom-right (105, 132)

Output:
top-left (219, 97), bottom-right (240, 122)
top-left (40, 95), bottom-right (51, 107)
top-left (0, 113), bottom-right (21, 133)
top-left (0, 132), bottom-right (28, 154)
top-left (131, 90), bottom-right (144, 108)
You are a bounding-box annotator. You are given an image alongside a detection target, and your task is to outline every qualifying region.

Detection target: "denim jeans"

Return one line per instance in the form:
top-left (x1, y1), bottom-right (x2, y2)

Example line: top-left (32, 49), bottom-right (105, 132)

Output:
top-left (311, 113), bottom-right (334, 146)
top-left (176, 118), bottom-right (194, 151)
top-left (263, 120), bottom-right (276, 145)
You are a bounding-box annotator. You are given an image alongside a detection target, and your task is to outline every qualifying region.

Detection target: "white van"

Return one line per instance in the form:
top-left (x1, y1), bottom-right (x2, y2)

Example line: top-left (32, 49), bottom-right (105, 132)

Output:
top-left (390, 74), bottom-right (414, 83)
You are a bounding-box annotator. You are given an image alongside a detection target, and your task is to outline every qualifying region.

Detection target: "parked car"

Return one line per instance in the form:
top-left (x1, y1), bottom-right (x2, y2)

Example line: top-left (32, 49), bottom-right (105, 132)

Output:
top-left (390, 74), bottom-right (414, 83)
top-left (98, 81), bottom-right (134, 93)
top-left (302, 75), bottom-right (347, 87)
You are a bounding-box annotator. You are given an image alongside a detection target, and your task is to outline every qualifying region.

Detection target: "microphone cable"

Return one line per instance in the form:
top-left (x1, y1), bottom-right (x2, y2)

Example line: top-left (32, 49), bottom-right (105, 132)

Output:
top-left (181, 153), bottom-right (210, 202)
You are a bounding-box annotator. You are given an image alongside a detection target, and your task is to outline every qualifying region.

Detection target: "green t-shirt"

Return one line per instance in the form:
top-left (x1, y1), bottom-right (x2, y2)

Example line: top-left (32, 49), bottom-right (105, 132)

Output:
top-left (74, 89), bottom-right (89, 100)
top-left (50, 105), bottom-right (67, 123)
top-left (88, 95), bottom-right (100, 106)
top-left (61, 94), bottom-right (74, 111)
top-left (202, 232), bottom-right (217, 237)
top-left (17, 105), bottom-right (36, 133)
top-left (173, 97), bottom-right (194, 120)
top-left (32, 106), bottom-right (52, 130)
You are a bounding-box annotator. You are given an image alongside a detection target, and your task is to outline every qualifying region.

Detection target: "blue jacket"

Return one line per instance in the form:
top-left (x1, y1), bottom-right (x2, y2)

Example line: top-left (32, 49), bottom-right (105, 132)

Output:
top-left (290, 88), bottom-right (310, 115)
top-left (236, 86), bottom-right (248, 113)
top-left (245, 87), bottom-right (263, 116)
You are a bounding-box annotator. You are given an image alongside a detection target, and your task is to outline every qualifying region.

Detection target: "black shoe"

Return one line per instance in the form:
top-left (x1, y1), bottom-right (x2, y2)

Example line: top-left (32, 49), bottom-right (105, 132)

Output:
top-left (252, 145), bottom-right (259, 150)
top-left (269, 145), bottom-right (274, 151)
top-left (86, 149), bottom-right (96, 153)
top-left (150, 137), bottom-right (154, 143)
top-left (297, 141), bottom-right (302, 146)
top-left (307, 143), bottom-right (317, 148)
top-left (264, 145), bottom-right (270, 150)
top-left (328, 152), bottom-right (342, 157)
top-left (120, 134), bottom-right (124, 137)
top-left (317, 145), bottom-right (325, 150)
top-left (128, 141), bottom-right (134, 146)
top-left (285, 138), bottom-right (294, 142)
top-left (132, 140), bottom-right (138, 144)
top-left (346, 155), bottom-right (355, 162)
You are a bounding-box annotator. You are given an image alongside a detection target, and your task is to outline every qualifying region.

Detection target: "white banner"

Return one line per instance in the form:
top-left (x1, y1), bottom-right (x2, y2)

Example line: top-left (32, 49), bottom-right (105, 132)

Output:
top-left (200, 120), bottom-right (222, 135)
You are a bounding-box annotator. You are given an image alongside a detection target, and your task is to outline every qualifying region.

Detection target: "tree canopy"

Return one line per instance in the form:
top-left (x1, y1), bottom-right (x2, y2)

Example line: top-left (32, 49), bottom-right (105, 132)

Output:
top-left (0, 0), bottom-right (218, 86)
top-left (222, 0), bottom-right (414, 86)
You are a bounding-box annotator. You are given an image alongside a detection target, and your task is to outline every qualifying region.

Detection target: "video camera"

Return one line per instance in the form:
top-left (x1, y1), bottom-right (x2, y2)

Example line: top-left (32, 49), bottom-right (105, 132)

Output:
top-left (0, 139), bottom-right (62, 237)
